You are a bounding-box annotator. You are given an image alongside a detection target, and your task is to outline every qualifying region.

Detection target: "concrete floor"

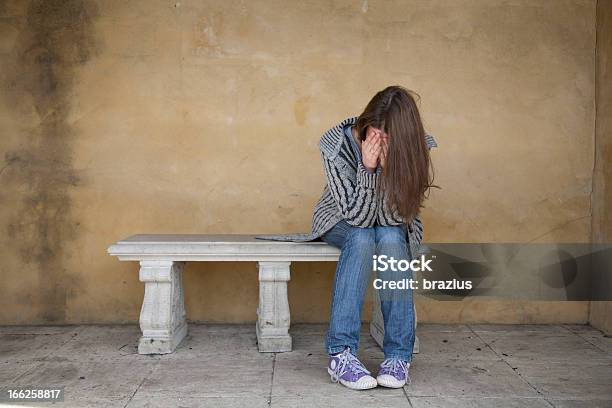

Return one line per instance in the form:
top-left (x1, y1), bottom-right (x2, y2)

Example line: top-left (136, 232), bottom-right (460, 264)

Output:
top-left (0, 324), bottom-right (611, 408)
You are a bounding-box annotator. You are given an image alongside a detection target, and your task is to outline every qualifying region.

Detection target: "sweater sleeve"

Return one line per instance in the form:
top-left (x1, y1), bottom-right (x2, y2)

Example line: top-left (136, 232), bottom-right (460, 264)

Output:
top-left (321, 151), bottom-right (381, 227)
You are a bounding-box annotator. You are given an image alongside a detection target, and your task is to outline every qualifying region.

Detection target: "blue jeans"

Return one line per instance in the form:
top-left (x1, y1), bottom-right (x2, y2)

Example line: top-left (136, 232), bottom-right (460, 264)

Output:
top-left (322, 219), bottom-right (416, 362)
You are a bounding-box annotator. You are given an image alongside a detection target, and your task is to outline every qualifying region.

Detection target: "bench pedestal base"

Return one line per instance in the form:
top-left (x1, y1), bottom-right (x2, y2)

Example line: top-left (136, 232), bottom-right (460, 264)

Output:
top-left (138, 260), bottom-right (187, 354)
top-left (138, 321), bottom-right (188, 354)
top-left (256, 261), bottom-right (292, 352)
top-left (256, 324), bottom-right (292, 352)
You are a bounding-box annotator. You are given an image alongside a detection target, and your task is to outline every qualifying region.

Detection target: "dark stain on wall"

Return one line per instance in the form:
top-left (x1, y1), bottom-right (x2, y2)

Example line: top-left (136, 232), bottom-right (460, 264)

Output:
top-left (2, 0), bottom-right (100, 322)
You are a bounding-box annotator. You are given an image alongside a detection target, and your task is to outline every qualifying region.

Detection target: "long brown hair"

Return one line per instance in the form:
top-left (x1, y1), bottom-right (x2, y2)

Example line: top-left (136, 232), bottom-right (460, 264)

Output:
top-left (354, 85), bottom-right (437, 223)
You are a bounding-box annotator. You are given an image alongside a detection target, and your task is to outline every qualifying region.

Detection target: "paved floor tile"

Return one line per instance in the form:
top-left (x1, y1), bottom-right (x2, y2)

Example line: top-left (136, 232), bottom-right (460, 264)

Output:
top-left (50, 325), bottom-right (143, 362)
top-left (473, 330), bottom-right (611, 366)
top-left (0, 326), bottom-right (84, 364)
top-left (408, 396), bottom-right (552, 407)
top-left (138, 358), bottom-right (273, 398)
top-left (0, 324), bottom-right (609, 407)
top-left (415, 330), bottom-right (500, 362)
top-left (126, 395), bottom-right (270, 407)
top-left (514, 362), bottom-right (612, 400)
top-left (404, 359), bottom-right (541, 398)
top-left (548, 399), bottom-right (612, 407)
top-left (170, 324), bottom-right (271, 361)
top-left (469, 325), bottom-right (570, 334)
top-left (271, 395), bottom-right (411, 407)
top-left (11, 360), bottom-right (153, 400)
top-left (563, 324), bottom-right (612, 355)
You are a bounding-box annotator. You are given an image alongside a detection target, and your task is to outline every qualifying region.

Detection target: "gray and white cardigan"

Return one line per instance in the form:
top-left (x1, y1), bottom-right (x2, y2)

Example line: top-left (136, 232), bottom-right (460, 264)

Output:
top-left (256, 116), bottom-right (438, 259)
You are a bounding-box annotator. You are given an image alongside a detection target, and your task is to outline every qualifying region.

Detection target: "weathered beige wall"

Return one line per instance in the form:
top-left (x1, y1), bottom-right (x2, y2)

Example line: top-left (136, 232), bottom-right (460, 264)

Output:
top-left (0, 0), bottom-right (598, 324)
top-left (589, 0), bottom-right (612, 335)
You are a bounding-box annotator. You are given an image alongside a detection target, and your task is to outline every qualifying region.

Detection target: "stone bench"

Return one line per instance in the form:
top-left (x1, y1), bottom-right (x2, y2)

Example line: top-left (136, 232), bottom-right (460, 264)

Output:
top-left (107, 234), bottom-right (419, 355)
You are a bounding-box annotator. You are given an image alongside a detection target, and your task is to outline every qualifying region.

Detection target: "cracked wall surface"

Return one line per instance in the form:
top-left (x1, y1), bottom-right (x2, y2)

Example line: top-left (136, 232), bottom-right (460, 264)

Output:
top-left (589, 0), bottom-right (612, 335)
top-left (0, 0), bottom-right (599, 324)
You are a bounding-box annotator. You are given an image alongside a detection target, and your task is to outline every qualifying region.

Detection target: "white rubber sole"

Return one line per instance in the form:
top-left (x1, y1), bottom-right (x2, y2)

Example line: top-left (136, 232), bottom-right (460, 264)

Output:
top-left (328, 368), bottom-right (378, 390)
top-left (376, 374), bottom-right (406, 388)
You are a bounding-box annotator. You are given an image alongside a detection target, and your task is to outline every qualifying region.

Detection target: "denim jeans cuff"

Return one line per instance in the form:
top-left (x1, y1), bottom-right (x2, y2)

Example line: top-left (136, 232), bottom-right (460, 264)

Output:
top-left (328, 345), bottom-right (357, 356)
top-left (384, 353), bottom-right (412, 363)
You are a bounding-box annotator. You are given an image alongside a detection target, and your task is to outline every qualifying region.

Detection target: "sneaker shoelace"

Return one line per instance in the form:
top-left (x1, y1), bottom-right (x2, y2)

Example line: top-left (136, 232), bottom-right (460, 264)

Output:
top-left (380, 358), bottom-right (411, 385)
top-left (330, 348), bottom-right (371, 383)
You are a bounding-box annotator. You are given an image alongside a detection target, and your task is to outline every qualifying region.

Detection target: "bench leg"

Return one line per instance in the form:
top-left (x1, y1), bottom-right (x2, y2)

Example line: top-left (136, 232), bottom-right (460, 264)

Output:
top-left (138, 260), bottom-right (187, 354)
top-left (256, 261), bottom-right (292, 352)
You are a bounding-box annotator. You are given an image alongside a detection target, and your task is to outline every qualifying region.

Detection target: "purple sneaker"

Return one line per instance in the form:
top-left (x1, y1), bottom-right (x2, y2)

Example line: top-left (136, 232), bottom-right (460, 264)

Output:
top-left (327, 348), bottom-right (377, 390)
top-left (376, 358), bottom-right (410, 388)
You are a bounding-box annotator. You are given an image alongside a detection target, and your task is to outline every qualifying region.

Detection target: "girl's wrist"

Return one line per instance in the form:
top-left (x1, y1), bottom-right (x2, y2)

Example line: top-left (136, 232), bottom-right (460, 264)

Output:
top-left (363, 160), bottom-right (377, 173)
top-left (357, 161), bottom-right (381, 189)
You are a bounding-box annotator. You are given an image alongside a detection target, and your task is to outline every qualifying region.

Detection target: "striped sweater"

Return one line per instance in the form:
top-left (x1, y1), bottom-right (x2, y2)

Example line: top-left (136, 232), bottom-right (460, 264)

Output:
top-left (255, 116), bottom-right (438, 258)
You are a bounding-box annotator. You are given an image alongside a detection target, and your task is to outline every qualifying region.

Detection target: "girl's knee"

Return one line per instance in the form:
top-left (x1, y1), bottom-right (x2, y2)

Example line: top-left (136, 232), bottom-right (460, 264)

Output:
top-left (376, 225), bottom-right (407, 245)
top-left (345, 226), bottom-right (376, 247)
